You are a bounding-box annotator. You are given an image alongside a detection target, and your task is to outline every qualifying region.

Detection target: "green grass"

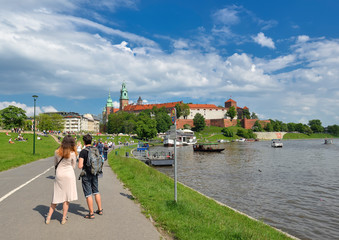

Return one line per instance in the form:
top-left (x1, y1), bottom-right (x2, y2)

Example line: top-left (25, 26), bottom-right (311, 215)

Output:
top-left (0, 132), bottom-right (59, 171)
top-left (109, 147), bottom-right (293, 240)
top-left (195, 126), bottom-right (245, 142)
top-left (283, 132), bottom-right (337, 139)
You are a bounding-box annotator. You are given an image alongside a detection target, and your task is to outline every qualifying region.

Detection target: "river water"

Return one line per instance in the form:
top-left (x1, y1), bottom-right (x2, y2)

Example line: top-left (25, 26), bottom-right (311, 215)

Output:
top-left (153, 140), bottom-right (339, 240)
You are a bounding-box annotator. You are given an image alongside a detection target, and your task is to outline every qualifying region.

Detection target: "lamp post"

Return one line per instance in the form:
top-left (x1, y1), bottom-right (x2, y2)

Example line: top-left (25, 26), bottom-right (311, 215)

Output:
top-left (32, 95), bottom-right (38, 155)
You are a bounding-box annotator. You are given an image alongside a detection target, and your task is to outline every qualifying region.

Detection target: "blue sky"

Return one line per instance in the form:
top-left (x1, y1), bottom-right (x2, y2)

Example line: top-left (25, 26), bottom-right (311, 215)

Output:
top-left (1, 0), bottom-right (339, 126)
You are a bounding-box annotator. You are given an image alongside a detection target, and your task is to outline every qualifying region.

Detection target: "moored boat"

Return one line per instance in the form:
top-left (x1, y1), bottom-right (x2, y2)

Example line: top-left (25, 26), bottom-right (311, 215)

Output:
top-left (193, 143), bottom-right (225, 152)
top-left (146, 151), bottom-right (174, 166)
top-left (163, 129), bottom-right (197, 147)
top-left (271, 139), bottom-right (283, 148)
top-left (324, 139), bottom-right (333, 144)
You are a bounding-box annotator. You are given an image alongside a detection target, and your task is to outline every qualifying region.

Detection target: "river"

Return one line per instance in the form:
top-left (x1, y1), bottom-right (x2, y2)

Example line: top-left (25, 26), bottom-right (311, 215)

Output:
top-left (152, 139), bottom-right (339, 240)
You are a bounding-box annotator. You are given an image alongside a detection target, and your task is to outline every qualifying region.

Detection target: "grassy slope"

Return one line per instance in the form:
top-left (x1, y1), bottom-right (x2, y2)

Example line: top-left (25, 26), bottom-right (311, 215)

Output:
top-left (283, 133), bottom-right (337, 139)
top-left (0, 132), bottom-right (59, 171)
top-left (109, 147), bottom-right (292, 240)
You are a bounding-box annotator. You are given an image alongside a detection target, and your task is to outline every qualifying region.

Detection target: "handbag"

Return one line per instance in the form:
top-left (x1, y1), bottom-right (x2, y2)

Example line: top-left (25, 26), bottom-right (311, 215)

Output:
top-left (54, 157), bottom-right (64, 174)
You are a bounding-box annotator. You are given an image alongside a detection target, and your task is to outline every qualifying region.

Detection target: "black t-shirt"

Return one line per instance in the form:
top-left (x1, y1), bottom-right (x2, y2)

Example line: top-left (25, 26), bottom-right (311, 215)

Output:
top-left (79, 146), bottom-right (90, 173)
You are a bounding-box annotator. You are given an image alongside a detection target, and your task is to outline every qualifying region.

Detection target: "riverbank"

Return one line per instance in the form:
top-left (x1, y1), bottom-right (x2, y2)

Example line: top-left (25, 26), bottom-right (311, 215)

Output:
top-left (108, 146), bottom-right (296, 240)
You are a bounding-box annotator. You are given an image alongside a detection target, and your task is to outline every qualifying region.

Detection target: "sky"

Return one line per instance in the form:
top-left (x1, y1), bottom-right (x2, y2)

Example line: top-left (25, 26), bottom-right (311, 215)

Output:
top-left (1, 0), bottom-right (339, 126)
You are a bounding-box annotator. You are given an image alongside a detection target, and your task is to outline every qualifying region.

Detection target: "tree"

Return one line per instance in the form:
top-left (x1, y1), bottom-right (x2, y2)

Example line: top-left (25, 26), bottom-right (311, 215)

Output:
top-left (242, 109), bottom-right (250, 119)
top-left (193, 113), bottom-right (205, 132)
top-left (287, 122), bottom-right (296, 132)
top-left (226, 106), bottom-right (237, 121)
top-left (264, 122), bottom-right (273, 132)
top-left (37, 113), bottom-right (64, 131)
top-left (0, 105), bottom-right (27, 129)
top-left (175, 103), bottom-right (190, 119)
top-left (222, 127), bottom-right (234, 137)
top-left (135, 114), bottom-right (157, 139)
top-left (251, 112), bottom-right (258, 119)
top-left (308, 119), bottom-right (324, 133)
top-left (252, 120), bottom-right (263, 132)
top-left (155, 112), bottom-right (172, 133)
top-left (327, 124), bottom-right (339, 136)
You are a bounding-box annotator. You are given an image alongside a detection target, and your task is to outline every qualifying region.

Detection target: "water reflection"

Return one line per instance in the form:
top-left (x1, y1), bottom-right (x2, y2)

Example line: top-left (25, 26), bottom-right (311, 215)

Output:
top-left (154, 140), bottom-right (339, 240)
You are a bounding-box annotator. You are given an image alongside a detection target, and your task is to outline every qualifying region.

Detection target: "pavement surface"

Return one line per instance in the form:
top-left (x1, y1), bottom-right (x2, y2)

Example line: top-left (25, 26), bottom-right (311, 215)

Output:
top-left (0, 155), bottom-right (163, 240)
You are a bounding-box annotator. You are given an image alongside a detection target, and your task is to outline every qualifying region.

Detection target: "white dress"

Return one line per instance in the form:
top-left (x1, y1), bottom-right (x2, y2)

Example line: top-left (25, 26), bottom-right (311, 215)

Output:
top-left (52, 152), bottom-right (78, 204)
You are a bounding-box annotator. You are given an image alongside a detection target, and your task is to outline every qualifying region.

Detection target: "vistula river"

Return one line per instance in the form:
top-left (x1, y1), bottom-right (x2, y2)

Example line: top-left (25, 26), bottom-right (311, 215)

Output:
top-left (152, 139), bottom-right (339, 240)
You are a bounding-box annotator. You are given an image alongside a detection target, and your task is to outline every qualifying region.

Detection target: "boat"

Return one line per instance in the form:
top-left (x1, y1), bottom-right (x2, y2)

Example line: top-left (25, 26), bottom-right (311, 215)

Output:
top-left (145, 151), bottom-right (174, 166)
top-left (324, 139), bottom-right (333, 144)
top-left (136, 142), bottom-right (149, 151)
top-left (163, 129), bottom-right (197, 147)
top-left (271, 139), bottom-right (283, 148)
top-left (193, 143), bottom-right (225, 152)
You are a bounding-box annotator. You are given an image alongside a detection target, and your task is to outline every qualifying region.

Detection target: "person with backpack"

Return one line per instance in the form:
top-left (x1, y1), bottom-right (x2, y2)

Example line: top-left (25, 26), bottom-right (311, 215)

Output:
top-left (78, 134), bottom-right (103, 219)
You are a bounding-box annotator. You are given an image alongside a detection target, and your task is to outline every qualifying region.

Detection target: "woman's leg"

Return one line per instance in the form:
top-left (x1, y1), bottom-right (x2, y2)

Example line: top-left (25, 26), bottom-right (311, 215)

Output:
top-left (62, 201), bottom-right (69, 219)
top-left (46, 203), bottom-right (56, 224)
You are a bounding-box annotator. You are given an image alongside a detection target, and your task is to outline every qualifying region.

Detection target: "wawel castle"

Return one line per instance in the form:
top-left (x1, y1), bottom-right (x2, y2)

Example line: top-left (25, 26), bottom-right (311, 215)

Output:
top-left (103, 83), bottom-right (265, 129)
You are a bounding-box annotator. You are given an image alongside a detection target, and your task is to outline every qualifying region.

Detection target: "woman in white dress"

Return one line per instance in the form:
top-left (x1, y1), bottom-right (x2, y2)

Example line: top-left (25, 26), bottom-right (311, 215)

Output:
top-left (46, 135), bottom-right (78, 224)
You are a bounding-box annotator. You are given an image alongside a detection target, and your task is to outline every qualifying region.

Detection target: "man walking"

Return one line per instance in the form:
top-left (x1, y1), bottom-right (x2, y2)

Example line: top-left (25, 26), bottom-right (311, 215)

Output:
top-left (78, 134), bottom-right (103, 219)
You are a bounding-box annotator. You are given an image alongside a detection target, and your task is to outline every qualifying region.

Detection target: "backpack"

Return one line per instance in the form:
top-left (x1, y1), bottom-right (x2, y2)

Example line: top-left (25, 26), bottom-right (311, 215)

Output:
top-left (85, 147), bottom-right (103, 175)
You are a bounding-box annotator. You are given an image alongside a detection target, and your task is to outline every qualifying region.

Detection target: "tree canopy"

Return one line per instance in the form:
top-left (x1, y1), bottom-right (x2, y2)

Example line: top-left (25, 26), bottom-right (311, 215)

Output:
top-left (0, 105), bottom-right (27, 129)
top-left (37, 113), bottom-right (64, 131)
top-left (226, 106), bottom-right (237, 121)
top-left (193, 113), bottom-right (206, 132)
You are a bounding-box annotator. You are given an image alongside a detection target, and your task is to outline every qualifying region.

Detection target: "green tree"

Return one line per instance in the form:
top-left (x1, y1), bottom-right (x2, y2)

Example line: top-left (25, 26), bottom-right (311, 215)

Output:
top-left (226, 106), bottom-right (237, 121)
top-left (50, 114), bottom-right (64, 131)
top-left (327, 124), bottom-right (339, 136)
top-left (251, 112), bottom-right (258, 119)
top-left (252, 120), bottom-right (263, 132)
top-left (0, 105), bottom-right (27, 129)
top-left (155, 112), bottom-right (172, 133)
top-left (287, 122), bottom-right (296, 132)
top-left (222, 127), bottom-right (234, 137)
top-left (308, 119), bottom-right (324, 133)
top-left (135, 114), bottom-right (157, 139)
top-left (37, 114), bottom-right (53, 131)
top-left (264, 122), bottom-right (273, 132)
top-left (242, 109), bottom-right (250, 119)
top-left (175, 103), bottom-right (190, 119)
top-left (193, 113), bottom-right (206, 132)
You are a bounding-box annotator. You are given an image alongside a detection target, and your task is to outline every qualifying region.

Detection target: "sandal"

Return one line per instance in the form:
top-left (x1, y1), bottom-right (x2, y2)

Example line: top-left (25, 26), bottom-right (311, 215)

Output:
top-left (61, 217), bottom-right (68, 225)
top-left (45, 216), bottom-right (51, 225)
top-left (95, 209), bottom-right (103, 215)
top-left (84, 213), bottom-right (95, 219)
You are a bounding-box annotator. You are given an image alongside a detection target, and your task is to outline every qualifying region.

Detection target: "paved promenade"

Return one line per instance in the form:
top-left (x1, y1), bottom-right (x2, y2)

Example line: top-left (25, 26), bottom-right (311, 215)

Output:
top-left (0, 156), bottom-right (163, 240)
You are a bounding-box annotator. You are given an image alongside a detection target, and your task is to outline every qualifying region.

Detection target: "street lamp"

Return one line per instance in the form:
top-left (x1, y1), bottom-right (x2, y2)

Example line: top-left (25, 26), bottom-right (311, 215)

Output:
top-left (32, 95), bottom-right (38, 155)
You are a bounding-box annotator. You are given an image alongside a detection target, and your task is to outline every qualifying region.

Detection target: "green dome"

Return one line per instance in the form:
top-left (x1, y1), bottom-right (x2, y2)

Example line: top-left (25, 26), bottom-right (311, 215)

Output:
top-left (106, 92), bottom-right (114, 107)
top-left (120, 82), bottom-right (129, 100)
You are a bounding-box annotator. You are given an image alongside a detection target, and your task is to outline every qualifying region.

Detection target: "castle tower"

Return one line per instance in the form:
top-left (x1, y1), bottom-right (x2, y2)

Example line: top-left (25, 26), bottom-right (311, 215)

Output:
top-left (224, 98), bottom-right (237, 109)
top-left (137, 96), bottom-right (143, 105)
top-left (103, 92), bottom-right (114, 121)
top-left (119, 82), bottom-right (129, 111)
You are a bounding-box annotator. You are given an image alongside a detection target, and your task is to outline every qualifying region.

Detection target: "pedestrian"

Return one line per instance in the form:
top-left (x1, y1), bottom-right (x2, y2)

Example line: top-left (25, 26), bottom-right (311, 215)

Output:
top-left (97, 140), bottom-right (104, 156)
top-left (78, 134), bottom-right (103, 219)
top-left (103, 141), bottom-right (109, 161)
top-left (46, 135), bottom-right (78, 225)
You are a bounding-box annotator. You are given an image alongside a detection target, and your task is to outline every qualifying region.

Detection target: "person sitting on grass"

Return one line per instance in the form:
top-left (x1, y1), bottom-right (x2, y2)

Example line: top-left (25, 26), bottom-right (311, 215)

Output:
top-left (9, 138), bottom-right (14, 144)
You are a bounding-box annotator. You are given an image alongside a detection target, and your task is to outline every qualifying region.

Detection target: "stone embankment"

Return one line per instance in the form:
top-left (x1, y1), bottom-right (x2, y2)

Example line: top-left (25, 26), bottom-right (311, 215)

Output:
top-left (255, 132), bottom-right (287, 140)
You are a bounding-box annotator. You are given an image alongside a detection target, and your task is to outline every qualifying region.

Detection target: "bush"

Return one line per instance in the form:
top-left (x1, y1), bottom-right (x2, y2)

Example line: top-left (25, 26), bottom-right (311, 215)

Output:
top-left (222, 128), bottom-right (234, 137)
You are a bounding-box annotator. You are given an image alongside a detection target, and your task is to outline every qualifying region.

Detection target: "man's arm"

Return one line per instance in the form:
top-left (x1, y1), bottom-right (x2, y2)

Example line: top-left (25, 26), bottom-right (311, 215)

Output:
top-left (78, 157), bottom-right (84, 169)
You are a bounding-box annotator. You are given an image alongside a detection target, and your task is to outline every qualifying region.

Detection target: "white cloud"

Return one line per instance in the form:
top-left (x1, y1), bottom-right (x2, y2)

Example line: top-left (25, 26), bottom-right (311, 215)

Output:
top-left (212, 7), bottom-right (240, 25)
top-left (0, 101), bottom-right (57, 116)
top-left (253, 32), bottom-right (275, 49)
top-left (297, 35), bottom-right (310, 43)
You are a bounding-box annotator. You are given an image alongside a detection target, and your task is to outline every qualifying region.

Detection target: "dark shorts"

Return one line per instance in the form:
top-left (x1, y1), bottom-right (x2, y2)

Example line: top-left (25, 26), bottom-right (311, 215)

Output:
top-left (81, 173), bottom-right (99, 198)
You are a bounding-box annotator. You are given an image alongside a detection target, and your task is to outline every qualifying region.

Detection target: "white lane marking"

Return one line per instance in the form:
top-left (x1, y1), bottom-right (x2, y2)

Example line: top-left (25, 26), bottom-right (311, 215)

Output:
top-left (0, 166), bottom-right (53, 203)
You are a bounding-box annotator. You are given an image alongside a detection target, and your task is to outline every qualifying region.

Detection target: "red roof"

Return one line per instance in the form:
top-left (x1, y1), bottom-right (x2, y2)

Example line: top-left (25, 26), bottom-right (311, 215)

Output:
top-left (124, 101), bottom-right (183, 112)
top-left (188, 104), bottom-right (222, 109)
top-left (225, 98), bottom-right (236, 103)
top-left (243, 106), bottom-right (248, 109)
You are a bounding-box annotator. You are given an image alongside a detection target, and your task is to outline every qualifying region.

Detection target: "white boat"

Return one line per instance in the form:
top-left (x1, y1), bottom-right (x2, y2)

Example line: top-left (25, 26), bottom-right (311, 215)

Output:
top-left (163, 129), bottom-right (197, 147)
top-left (324, 139), bottom-right (333, 144)
top-left (271, 139), bottom-right (283, 148)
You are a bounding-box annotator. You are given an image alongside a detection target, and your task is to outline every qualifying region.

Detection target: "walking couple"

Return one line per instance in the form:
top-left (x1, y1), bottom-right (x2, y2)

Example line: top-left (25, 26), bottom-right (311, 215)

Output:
top-left (45, 134), bottom-right (103, 224)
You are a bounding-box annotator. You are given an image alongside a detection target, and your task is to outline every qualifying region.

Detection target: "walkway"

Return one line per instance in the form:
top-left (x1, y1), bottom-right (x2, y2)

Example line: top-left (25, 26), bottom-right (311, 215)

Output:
top-left (0, 156), bottom-right (163, 239)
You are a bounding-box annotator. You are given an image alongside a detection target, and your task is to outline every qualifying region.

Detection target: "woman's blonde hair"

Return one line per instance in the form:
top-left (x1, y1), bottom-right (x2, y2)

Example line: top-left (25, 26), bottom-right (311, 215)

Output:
top-left (56, 135), bottom-right (77, 158)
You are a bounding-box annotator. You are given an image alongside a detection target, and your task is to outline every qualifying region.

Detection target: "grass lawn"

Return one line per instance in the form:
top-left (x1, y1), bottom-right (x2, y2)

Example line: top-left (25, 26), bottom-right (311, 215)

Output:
top-left (283, 133), bottom-right (337, 139)
top-left (0, 132), bottom-right (59, 171)
top-left (109, 147), bottom-right (294, 240)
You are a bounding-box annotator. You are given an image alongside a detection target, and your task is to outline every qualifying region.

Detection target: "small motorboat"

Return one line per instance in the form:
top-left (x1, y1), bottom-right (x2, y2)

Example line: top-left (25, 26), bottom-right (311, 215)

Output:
top-left (271, 139), bottom-right (283, 148)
